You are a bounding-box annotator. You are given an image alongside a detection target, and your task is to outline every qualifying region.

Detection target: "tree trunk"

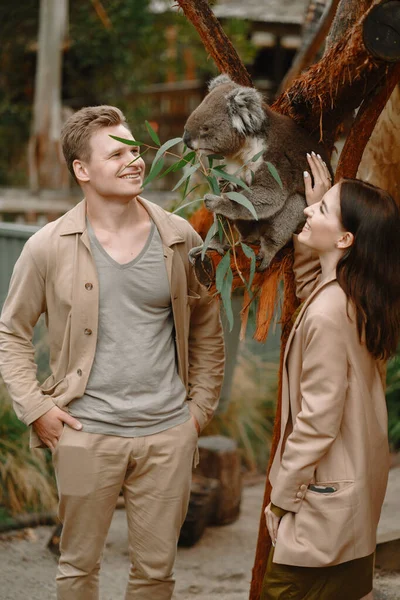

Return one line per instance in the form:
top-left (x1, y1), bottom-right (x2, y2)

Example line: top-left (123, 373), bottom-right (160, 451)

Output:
top-left (28, 0), bottom-right (69, 192)
top-left (357, 83), bottom-right (400, 203)
top-left (279, 0), bottom-right (341, 93)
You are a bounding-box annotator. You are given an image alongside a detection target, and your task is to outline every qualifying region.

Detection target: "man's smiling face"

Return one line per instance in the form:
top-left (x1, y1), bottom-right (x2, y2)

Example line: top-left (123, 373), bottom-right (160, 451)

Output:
top-left (73, 124), bottom-right (145, 202)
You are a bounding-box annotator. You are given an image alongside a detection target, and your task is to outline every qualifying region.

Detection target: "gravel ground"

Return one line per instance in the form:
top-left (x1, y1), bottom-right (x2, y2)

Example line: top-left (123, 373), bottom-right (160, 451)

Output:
top-left (0, 482), bottom-right (399, 600)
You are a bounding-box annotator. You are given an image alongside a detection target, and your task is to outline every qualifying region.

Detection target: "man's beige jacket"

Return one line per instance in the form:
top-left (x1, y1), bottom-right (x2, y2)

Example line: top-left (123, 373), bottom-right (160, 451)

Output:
top-left (269, 236), bottom-right (390, 567)
top-left (0, 198), bottom-right (225, 447)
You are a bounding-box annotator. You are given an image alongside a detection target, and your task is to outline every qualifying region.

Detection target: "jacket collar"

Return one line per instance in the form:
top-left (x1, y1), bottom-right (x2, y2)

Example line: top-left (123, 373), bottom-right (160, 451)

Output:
top-left (59, 196), bottom-right (185, 247)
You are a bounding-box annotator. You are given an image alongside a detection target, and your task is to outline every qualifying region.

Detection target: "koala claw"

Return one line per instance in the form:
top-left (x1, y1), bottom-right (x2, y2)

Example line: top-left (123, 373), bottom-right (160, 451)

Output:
top-left (188, 245), bottom-right (204, 266)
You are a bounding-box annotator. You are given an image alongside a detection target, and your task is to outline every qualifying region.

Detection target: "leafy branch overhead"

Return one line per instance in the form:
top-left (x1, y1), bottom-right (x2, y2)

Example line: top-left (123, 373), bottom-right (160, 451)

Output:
top-left (113, 122), bottom-right (284, 331)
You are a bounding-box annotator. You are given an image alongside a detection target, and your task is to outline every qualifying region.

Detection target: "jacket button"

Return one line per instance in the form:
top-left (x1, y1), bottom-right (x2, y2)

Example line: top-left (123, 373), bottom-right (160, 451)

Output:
top-left (85, 283), bottom-right (93, 290)
top-left (77, 369), bottom-right (83, 376)
top-left (84, 328), bottom-right (92, 335)
top-left (296, 491), bottom-right (303, 499)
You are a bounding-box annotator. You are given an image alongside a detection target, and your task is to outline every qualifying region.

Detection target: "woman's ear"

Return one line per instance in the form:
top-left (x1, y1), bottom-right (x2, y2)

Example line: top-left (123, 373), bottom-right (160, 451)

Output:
top-left (336, 231), bottom-right (354, 249)
top-left (73, 159), bottom-right (90, 183)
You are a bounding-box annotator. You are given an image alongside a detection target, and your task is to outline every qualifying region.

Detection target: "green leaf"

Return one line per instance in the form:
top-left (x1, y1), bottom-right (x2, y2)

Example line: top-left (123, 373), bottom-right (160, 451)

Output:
top-left (172, 197), bottom-right (203, 214)
top-left (145, 120), bottom-right (161, 146)
top-left (172, 164), bottom-right (199, 192)
top-left (252, 149), bottom-right (265, 162)
top-left (152, 137), bottom-right (182, 168)
top-left (143, 157), bottom-right (164, 186)
top-left (109, 135), bottom-right (145, 146)
top-left (226, 191), bottom-right (258, 220)
top-left (201, 220), bottom-right (218, 260)
top-left (215, 250), bottom-right (231, 293)
top-left (207, 154), bottom-right (224, 161)
top-left (205, 175), bottom-right (220, 195)
top-left (220, 267), bottom-right (234, 331)
top-left (212, 167), bottom-right (251, 192)
top-left (241, 242), bottom-right (256, 290)
top-left (266, 161), bottom-right (283, 189)
top-left (127, 151), bottom-right (148, 167)
top-left (217, 217), bottom-right (225, 243)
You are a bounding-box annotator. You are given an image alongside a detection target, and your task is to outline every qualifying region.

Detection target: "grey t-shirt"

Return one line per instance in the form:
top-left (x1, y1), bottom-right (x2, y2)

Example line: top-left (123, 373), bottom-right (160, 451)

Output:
top-left (68, 219), bottom-right (189, 436)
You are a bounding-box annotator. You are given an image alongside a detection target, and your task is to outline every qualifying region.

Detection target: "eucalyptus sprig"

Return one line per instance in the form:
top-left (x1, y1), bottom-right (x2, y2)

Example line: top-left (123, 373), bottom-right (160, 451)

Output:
top-left (112, 121), bottom-right (283, 332)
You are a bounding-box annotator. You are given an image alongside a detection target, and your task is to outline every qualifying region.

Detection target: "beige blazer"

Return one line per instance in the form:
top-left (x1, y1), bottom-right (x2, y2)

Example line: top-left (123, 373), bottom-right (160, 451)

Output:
top-left (269, 236), bottom-right (390, 567)
top-left (0, 198), bottom-right (225, 447)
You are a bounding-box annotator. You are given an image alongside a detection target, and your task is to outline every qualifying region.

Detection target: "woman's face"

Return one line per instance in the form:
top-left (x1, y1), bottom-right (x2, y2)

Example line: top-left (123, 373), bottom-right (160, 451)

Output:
top-left (298, 183), bottom-right (346, 252)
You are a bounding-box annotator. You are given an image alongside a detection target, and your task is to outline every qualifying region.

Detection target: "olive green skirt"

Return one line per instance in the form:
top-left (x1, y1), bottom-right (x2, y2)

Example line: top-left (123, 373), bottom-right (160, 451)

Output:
top-left (260, 548), bottom-right (374, 600)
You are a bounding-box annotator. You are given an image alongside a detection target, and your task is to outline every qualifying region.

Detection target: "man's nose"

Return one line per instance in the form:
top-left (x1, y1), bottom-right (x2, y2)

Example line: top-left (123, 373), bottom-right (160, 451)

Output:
top-left (183, 130), bottom-right (192, 148)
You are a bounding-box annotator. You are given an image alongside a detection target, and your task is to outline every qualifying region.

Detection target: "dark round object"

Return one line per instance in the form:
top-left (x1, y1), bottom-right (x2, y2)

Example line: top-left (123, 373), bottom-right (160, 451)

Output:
top-left (193, 252), bottom-right (215, 288)
top-left (363, 1), bottom-right (400, 62)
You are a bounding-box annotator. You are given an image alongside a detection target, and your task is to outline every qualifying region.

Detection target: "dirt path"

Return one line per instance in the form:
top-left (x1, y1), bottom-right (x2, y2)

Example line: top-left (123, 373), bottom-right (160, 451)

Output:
top-left (0, 482), bottom-right (398, 600)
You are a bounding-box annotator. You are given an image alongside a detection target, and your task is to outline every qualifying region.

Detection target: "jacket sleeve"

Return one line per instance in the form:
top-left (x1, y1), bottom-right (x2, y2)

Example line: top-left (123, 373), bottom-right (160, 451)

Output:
top-left (185, 229), bottom-right (225, 432)
top-left (270, 311), bottom-right (348, 513)
top-left (0, 240), bottom-right (55, 425)
top-left (292, 234), bottom-right (322, 302)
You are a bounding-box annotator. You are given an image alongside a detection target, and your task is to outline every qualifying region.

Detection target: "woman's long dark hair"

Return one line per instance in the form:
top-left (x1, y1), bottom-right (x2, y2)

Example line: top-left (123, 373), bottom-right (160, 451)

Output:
top-left (336, 179), bottom-right (400, 360)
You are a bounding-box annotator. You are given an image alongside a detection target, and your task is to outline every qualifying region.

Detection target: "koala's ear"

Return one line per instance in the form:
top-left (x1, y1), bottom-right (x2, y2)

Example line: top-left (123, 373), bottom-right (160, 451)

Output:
top-left (226, 87), bottom-right (266, 136)
top-left (208, 74), bottom-right (234, 92)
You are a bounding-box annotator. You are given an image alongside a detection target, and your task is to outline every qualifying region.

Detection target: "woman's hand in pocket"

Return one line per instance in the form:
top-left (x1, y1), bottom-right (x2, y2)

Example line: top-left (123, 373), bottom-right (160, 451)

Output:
top-left (264, 502), bottom-right (281, 547)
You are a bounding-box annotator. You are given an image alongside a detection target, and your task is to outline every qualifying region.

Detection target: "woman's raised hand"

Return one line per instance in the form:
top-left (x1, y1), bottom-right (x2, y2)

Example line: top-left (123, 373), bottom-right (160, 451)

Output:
top-left (304, 152), bottom-right (332, 206)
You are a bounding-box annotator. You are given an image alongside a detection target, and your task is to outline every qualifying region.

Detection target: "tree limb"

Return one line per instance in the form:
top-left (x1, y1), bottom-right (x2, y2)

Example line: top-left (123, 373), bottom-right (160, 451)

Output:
top-left (175, 0), bottom-right (253, 87)
top-left (336, 62), bottom-right (400, 180)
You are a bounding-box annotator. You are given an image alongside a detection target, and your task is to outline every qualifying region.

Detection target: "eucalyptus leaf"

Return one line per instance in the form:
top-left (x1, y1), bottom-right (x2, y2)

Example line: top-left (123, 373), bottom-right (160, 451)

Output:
top-left (172, 197), bottom-right (203, 214)
top-left (252, 149), bottom-right (265, 162)
top-left (109, 135), bottom-right (145, 146)
top-left (226, 191), bottom-right (258, 220)
top-left (152, 137), bottom-right (182, 167)
top-left (220, 267), bottom-right (234, 331)
top-left (205, 175), bottom-right (220, 195)
top-left (241, 242), bottom-right (256, 290)
top-left (201, 221), bottom-right (218, 260)
top-left (143, 157), bottom-right (164, 186)
top-left (266, 161), bottom-right (283, 189)
top-left (215, 250), bottom-right (231, 293)
top-left (217, 217), bottom-right (225, 243)
top-left (172, 164), bottom-right (199, 192)
top-left (212, 168), bottom-right (251, 192)
top-left (145, 120), bottom-right (161, 146)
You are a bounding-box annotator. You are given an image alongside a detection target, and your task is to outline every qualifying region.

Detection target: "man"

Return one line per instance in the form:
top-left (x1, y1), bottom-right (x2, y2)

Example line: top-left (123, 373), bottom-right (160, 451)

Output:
top-left (0, 106), bottom-right (224, 600)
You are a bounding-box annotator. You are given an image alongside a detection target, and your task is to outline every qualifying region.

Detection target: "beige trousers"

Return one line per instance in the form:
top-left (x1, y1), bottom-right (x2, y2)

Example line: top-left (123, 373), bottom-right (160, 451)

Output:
top-left (52, 418), bottom-right (198, 600)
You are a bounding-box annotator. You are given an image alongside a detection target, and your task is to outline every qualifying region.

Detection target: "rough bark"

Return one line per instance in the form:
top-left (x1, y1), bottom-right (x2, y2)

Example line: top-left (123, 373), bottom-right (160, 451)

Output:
top-left (335, 63), bottom-right (400, 181)
top-left (176, 0), bottom-right (253, 87)
top-left (325, 0), bottom-right (374, 50)
top-left (357, 83), bottom-right (400, 203)
top-left (28, 0), bottom-right (69, 192)
top-left (272, 0), bottom-right (396, 150)
top-left (279, 0), bottom-right (341, 94)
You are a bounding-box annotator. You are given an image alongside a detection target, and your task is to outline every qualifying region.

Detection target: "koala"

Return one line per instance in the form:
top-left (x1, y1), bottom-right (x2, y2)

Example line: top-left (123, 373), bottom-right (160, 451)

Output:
top-left (183, 74), bottom-right (332, 270)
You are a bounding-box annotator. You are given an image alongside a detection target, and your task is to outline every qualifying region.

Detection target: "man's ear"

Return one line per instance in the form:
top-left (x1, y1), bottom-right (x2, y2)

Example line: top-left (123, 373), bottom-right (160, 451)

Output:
top-left (73, 159), bottom-right (90, 183)
top-left (337, 231), bottom-right (354, 249)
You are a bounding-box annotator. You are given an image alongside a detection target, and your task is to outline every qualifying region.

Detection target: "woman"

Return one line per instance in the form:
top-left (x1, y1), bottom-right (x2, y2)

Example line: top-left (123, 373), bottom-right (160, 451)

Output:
top-left (262, 153), bottom-right (400, 600)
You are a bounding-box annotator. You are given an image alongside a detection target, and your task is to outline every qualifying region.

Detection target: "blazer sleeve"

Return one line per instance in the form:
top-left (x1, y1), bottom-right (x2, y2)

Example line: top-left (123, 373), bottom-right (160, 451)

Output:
top-left (292, 234), bottom-right (322, 302)
top-left (185, 228), bottom-right (225, 432)
top-left (270, 311), bottom-right (348, 513)
top-left (0, 240), bottom-right (55, 425)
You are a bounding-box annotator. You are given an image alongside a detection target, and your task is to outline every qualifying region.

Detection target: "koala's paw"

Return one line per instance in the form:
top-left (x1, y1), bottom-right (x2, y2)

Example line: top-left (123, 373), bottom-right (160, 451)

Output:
top-left (204, 193), bottom-right (224, 213)
top-left (256, 250), bottom-right (274, 272)
top-left (188, 245), bottom-right (204, 266)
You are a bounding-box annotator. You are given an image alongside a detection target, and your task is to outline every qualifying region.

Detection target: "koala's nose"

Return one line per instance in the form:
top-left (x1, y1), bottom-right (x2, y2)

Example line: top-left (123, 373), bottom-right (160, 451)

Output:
top-left (183, 130), bottom-right (192, 148)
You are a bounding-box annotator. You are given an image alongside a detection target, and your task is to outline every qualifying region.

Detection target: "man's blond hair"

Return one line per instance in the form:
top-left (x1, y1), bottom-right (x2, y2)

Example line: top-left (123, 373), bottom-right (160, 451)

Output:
top-left (61, 105), bottom-right (130, 181)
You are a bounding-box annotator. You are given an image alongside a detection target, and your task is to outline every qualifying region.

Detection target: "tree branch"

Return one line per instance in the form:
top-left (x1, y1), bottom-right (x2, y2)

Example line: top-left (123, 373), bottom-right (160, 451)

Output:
top-left (335, 62), bottom-right (400, 180)
top-left (175, 0), bottom-right (253, 87)
top-left (279, 0), bottom-right (341, 94)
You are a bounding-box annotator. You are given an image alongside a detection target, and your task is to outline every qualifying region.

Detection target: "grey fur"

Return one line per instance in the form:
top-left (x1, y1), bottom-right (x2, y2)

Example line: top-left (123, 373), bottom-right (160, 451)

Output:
top-left (183, 75), bottom-right (332, 271)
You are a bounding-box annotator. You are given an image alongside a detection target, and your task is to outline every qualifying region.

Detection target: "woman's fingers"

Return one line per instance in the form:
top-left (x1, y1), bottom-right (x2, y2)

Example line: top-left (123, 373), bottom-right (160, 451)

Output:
top-left (264, 503), bottom-right (281, 546)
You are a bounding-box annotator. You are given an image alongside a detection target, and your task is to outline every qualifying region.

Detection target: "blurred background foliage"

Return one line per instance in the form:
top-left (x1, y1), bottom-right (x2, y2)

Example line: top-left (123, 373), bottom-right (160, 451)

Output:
top-left (0, 0), bottom-right (254, 186)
